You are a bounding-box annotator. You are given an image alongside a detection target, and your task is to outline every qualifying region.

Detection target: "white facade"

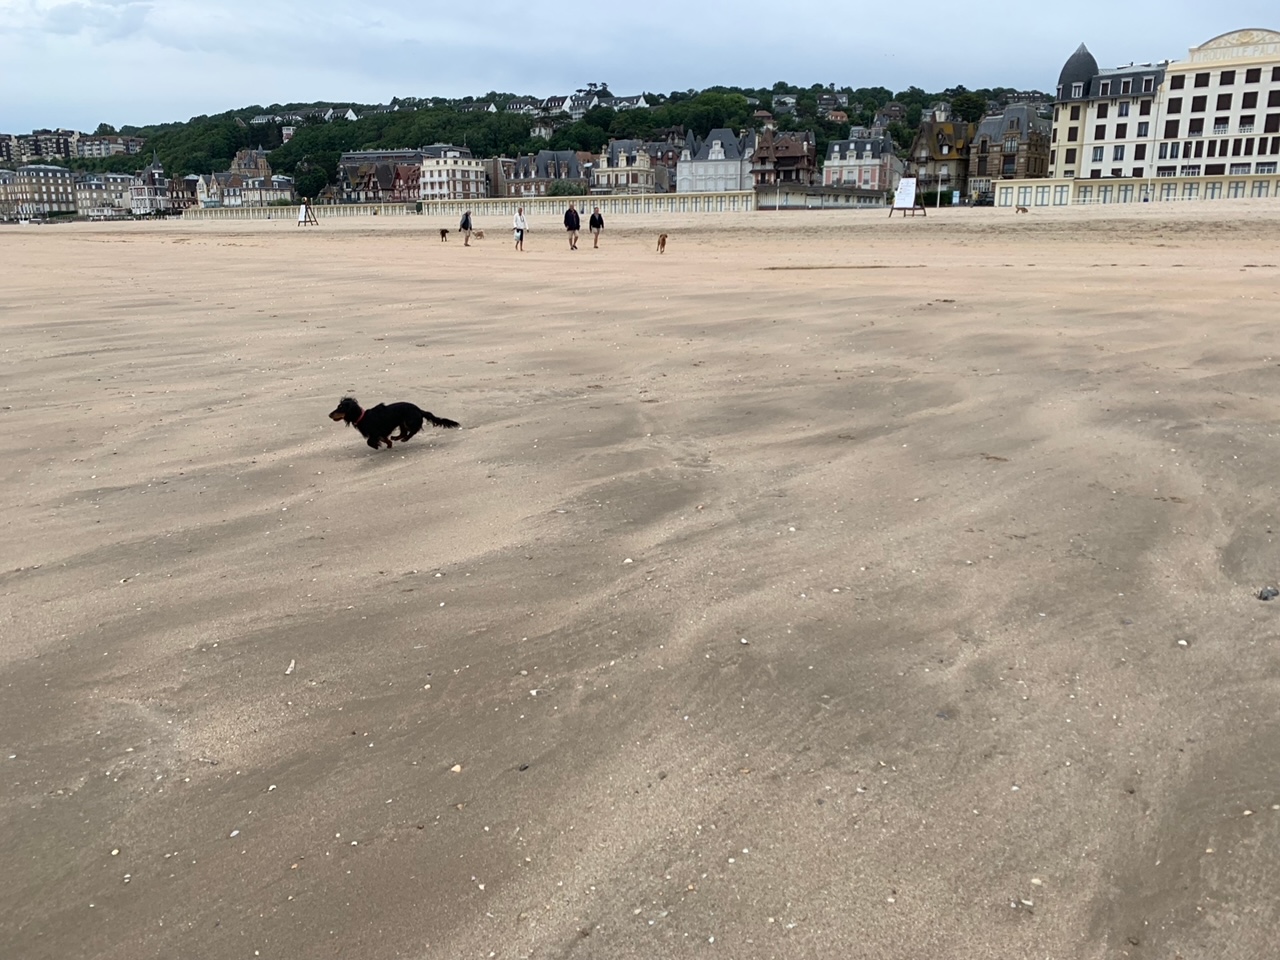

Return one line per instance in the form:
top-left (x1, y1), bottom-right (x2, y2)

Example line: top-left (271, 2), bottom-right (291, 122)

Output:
top-left (419, 156), bottom-right (489, 201)
top-left (1050, 29), bottom-right (1280, 182)
top-left (676, 130), bottom-right (755, 193)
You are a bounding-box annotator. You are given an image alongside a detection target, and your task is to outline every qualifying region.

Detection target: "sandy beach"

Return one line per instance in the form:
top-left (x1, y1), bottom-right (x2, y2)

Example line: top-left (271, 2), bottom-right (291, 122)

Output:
top-left (2, 203), bottom-right (1280, 959)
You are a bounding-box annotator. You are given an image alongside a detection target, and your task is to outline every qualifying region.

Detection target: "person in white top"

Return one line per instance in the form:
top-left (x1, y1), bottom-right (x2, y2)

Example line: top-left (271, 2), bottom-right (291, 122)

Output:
top-left (512, 208), bottom-right (527, 251)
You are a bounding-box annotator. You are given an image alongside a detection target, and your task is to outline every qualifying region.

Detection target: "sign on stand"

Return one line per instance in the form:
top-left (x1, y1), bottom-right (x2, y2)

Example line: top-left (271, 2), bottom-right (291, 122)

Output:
top-left (890, 178), bottom-right (926, 217)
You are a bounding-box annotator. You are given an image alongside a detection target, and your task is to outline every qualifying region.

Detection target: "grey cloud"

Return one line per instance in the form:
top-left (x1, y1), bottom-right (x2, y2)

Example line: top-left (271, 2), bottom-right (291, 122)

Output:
top-left (42, 0), bottom-right (152, 40)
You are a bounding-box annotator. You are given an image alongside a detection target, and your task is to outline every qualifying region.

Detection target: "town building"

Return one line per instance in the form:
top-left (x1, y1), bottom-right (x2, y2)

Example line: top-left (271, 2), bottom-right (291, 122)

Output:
top-left (75, 172), bottom-right (135, 218)
top-left (967, 103), bottom-right (1051, 198)
top-left (996, 28), bottom-right (1280, 207)
top-left (751, 129), bottom-right (819, 187)
top-left (506, 150), bottom-right (588, 197)
top-left (592, 140), bottom-right (656, 194)
top-left (823, 136), bottom-right (903, 193)
top-left (5, 164), bottom-right (77, 217)
top-left (230, 147), bottom-right (272, 179)
top-left (131, 155), bottom-right (170, 215)
top-left (907, 105), bottom-right (976, 198)
top-left (420, 154), bottom-right (489, 201)
top-left (76, 135), bottom-right (146, 158)
top-left (676, 128), bottom-right (756, 192)
top-left (1048, 45), bottom-right (1167, 180)
top-left (505, 98), bottom-right (541, 115)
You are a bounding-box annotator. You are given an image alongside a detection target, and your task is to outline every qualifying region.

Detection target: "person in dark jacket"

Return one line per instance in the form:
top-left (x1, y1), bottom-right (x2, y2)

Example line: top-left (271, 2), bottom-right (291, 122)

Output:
top-left (588, 207), bottom-right (604, 248)
top-left (460, 210), bottom-right (473, 246)
top-left (563, 203), bottom-right (580, 250)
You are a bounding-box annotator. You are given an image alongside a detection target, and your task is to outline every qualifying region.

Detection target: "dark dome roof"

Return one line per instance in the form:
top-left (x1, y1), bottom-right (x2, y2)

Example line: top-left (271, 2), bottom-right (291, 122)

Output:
top-left (1057, 43), bottom-right (1098, 93)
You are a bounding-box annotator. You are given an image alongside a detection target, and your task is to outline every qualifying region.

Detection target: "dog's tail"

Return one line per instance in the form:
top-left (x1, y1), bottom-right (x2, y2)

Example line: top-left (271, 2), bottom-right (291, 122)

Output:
top-left (424, 412), bottom-right (460, 429)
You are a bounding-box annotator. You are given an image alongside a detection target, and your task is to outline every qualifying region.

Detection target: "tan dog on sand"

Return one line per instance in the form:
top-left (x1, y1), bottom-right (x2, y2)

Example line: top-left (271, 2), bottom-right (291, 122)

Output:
top-left (657, 233), bottom-right (668, 253)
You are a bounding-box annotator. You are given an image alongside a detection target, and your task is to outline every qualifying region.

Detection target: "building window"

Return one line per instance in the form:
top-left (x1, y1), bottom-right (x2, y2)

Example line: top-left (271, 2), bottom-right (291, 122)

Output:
top-left (1167, 97), bottom-right (1182, 115)
top-left (1113, 145), bottom-right (1125, 161)
top-left (1164, 119), bottom-right (1180, 138)
top-left (1137, 121), bottom-right (1149, 137)
top-left (1116, 123), bottom-right (1128, 138)
top-left (1135, 144), bottom-right (1147, 160)
top-left (1188, 118), bottom-right (1204, 136)
top-left (1095, 124), bottom-right (1106, 140)
top-left (1140, 99), bottom-right (1152, 116)
top-left (1100, 81), bottom-right (1111, 96)
top-left (1097, 102), bottom-right (1109, 119)
top-left (1220, 70), bottom-right (1235, 85)
top-left (1170, 75), bottom-right (1186, 90)
top-left (1190, 95), bottom-right (1206, 113)
top-left (1068, 126), bottom-right (1078, 142)
top-left (1194, 72), bottom-right (1210, 88)
top-left (1071, 82), bottom-right (1083, 98)
top-left (1158, 143), bottom-right (1168, 159)
top-left (1144, 77), bottom-right (1154, 92)
top-left (1217, 93), bottom-right (1232, 110)
top-left (1118, 101), bottom-right (1131, 118)
top-left (1180, 165), bottom-right (1201, 176)
top-left (1092, 146), bottom-right (1104, 162)
top-left (1274, 67), bottom-right (1280, 82)
top-left (1205, 162), bottom-right (1225, 175)
top-left (1065, 148), bottom-right (1077, 164)
top-left (1230, 163), bottom-right (1251, 175)
top-left (1267, 115), bottom-right (1280, 134)
top-left (1240, 116), bottom-right (1256, 133)
top-left (1271, 91), bottom-right (1280, 108)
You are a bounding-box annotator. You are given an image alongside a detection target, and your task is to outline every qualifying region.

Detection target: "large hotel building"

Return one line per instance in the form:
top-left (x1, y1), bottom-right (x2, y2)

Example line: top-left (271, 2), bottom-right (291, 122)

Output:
top-left (997, 28), bottom-right (1280, 207)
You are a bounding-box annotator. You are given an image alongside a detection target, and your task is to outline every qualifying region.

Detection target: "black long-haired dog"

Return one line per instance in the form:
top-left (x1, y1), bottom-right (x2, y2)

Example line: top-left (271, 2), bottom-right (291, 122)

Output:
top-left (329, 396), bottom-right (459, 450)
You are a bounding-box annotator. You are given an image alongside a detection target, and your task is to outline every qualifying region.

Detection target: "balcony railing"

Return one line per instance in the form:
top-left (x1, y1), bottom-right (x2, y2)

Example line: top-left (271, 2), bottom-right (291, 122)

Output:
top-left (1213, 125), bottom-right (1229, 135)
top-left (1239, 124), bottom-right (1254, 134)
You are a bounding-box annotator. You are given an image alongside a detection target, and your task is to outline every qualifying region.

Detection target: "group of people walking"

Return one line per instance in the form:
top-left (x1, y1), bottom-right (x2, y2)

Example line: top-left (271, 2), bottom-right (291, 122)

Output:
top-left (459, 203), bottom-right (605, 252)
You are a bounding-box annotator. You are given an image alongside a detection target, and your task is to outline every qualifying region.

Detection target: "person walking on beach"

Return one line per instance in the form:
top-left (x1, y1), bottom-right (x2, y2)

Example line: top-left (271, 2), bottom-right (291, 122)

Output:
top-left (513, 207), bottom-right (527, 251)
top-left (563, 202), bottom-right (581, 250)
top-left (460, 210), bottom-right (473, 246)
top-left (588, 206), bottom-right (604, 248)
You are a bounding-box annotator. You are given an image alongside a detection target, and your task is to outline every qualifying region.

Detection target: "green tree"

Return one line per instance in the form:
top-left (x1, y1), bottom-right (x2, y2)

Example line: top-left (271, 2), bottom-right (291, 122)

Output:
top-left (547, 180), bottom-right (586, 196)
top-left (950, 92), bottom-right (987, 123)
top-left (94, 122), bottom-right (117, 136)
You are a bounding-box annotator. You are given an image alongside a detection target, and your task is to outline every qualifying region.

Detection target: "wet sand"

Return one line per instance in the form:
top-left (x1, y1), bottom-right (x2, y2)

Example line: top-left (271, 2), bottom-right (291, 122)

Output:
top-left (3, 203), bottom-right (1280, 959)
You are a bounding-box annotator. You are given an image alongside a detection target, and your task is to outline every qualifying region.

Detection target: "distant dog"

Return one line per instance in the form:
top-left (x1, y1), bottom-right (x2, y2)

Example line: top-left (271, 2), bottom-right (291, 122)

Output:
top-left (471, 229), bottom-right (485, 240)
top-left (1015, 206), bottom-right (1028, 214)
top-left (329, 396), bottom-right (459, 450)
top-left (439, 229), bottom-right (450, 241)
top-left (656, 233), bottom-right (668, 253)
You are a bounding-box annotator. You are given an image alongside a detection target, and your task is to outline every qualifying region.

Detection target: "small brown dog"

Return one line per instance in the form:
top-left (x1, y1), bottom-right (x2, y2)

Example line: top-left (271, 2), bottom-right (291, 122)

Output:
top-left (1015, 206), bottom-right (1028, 214)
top-left (656, 233), bottom-right (668, 253)
top-left (439, 229), bottom-right (450, 241)
top-left (471, 229), bottom-right (485, 240)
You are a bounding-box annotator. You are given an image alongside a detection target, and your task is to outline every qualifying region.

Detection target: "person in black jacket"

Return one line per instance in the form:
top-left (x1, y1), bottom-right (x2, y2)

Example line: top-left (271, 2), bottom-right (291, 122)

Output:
top-left (563, 203), bottom-right (580, 250)
top-left (459, 210), bottom-right (473, 246)
top-left (588, 206), bottom-right (604, 248)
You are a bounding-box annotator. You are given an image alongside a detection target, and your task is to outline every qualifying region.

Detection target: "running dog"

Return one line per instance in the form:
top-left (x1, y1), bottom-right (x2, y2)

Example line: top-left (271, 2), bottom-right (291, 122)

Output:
top-left (329, 396), bottom-right (459, 450)
top-left (1015, 206), bottom-right (1029, 214)
top-left (439, 229), bottom-right (450, 241)
top-left (656, 233), bottom-right (668, 253)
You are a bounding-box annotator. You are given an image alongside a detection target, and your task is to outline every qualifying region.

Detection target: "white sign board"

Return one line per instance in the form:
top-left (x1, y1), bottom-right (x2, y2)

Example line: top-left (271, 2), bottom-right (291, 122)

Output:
top-left (297, 203), bottom-right (308, 224)
top-left (893, 178), bottom-right (917, 210)
top-left (952, 190), bottom-right (960, 206)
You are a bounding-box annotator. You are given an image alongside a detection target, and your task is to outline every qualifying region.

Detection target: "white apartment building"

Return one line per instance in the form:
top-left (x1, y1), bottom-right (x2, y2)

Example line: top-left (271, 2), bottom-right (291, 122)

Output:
top-left (419, 155), bottom-right (489, 201)
top-left (676, 128), bottom-right (756, 193)
top-left (1035, 28), bottom-right (1280, 204)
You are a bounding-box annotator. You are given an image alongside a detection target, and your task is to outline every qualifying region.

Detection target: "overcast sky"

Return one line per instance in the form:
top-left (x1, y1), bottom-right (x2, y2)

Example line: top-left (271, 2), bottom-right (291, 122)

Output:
top-left (4, 1), bottom-right (1278, 132)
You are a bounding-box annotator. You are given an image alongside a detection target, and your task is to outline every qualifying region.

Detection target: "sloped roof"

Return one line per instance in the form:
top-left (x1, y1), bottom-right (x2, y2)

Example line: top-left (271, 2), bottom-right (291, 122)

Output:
top-left (1058, 43), bottom-right (1099, 93)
